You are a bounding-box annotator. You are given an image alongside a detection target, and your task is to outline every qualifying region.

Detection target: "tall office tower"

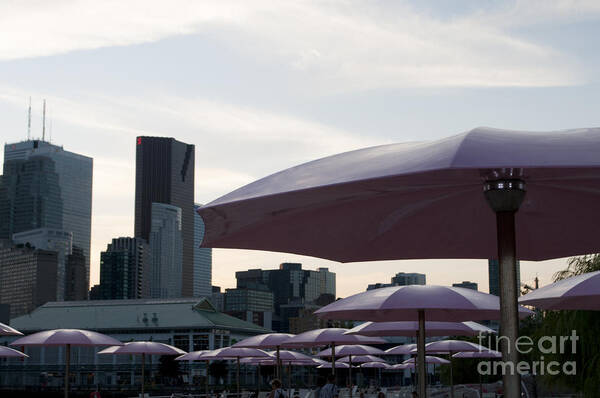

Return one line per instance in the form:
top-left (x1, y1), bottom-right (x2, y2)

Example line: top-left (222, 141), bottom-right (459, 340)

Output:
top-left (149, 203), bottom-right (183, 298)
top-left (193, 204), bottom-right (212, 297)
top-left (12, 228), bottom-right (72, 301)
top-left (366, 271), bottom-right (426, 291)
top-left (134, 137), bottom-right (195, 297)
top-left (0, 245), bottom-right (58, 318)
top-left (2, 140), bottom-right (93, 292)
top-left (99, 237), bottom-right (151, 300)
top-left (65, 246), bottom-right (87, 300)
top-left (488, 259), bottom-right (521, 296)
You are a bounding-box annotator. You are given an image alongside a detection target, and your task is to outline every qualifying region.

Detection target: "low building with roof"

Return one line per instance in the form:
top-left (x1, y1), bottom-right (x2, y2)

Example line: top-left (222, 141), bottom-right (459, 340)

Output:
top-left (0, 297), bottom-right (270, 392)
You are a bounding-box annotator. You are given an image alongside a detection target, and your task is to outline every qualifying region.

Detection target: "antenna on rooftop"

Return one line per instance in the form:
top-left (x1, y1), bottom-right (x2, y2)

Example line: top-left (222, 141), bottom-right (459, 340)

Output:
top-left (42, 99), bottom-right (46, 141)
top-left (27, 97), bottom-right (32, 140)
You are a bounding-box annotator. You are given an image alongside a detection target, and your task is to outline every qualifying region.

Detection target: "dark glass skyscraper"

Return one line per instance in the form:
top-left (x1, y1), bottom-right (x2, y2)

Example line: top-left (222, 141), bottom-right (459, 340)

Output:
top-left (134, 137), bottom-right (195, 297)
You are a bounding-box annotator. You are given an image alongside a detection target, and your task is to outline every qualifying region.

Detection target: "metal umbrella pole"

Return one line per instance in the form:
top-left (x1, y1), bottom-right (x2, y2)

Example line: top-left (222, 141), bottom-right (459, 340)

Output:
top-left (65, 344), bottom-right (71, 398)
top-left (484, 179), bottom-right (525, 398)
top-left (141, 352), bottom-right (145, 398)
top-left (331, 344), bottom-right (336, 376)
top-left (417, 310), bottom-right (427, 398)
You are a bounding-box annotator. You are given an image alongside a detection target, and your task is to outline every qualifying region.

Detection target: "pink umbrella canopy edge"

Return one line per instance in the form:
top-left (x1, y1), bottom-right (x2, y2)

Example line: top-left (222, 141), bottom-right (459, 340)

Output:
top-left (0, 322), bottom-right (23, 336)
top-left (10, 329), bottom-right (123, 347)
top-left (98, 341), bottom-right (186, 355)
top-left (519, 270), bottom-right (600, 310)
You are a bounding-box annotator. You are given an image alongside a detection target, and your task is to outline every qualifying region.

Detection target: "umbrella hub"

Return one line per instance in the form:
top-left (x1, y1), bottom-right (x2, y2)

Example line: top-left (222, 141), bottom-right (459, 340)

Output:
top-left (483, 179), bottom-right (526, 212)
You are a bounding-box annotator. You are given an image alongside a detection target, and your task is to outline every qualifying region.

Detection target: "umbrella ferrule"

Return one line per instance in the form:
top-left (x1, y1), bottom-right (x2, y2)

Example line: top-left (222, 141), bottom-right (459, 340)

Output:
top-left (483, 179), bottom-right (526, 213)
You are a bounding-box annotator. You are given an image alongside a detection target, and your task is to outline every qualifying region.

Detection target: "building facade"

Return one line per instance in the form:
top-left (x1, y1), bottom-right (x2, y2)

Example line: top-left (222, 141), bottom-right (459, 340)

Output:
top-left (98, 237), bottom-right (151, 301)
top-left (150, 203), bottom-right (183, 298)
top-left (193, 204), bottom-right (212, 297)
top-left (3, 140), bottom-right (93, 292)
top-left (0, 244), bottom-right (58, 318)
top-left (0, 298), bottom-right (269, 392)
top-left (134, 137), bottom-right (194, 297)
top-left (235, 263), bottom-right (336, 332)
top-left (65, 246), bottom-right (87, 301)
top-left (367, 272), bottom-right (426, 291)
top-left (224, 288), bottom-right (274, 329)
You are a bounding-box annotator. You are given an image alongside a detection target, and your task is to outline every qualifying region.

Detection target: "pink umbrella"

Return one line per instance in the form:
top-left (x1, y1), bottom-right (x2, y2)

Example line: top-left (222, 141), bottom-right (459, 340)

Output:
top-left (346, 321), bottom-right (495, 337)
top-left (360, 361), bottom-right (390, 369)
top-left (317, 345), bottom-right (384, 398)
top-left (197, 127), bottom-right (600, 397)
top-left (196, 347), bottom-right (273, 397)
top-left (392, 363), bottom-right (411, 370)
top-left (383, 344), bottom-right (417, 355)
top-left (0, 322), bottom-right (23, 336)
top-left (453, 349), bottom-right (502, 396)
top-left (338, 355), bottom-right (386, 364)
top-left (11, 329), bottom-right (122, 398)
top-left (314, 285), bottom-right (533, 397)
top-left (232, 333), bottom-right (295, 378)
top-left (519, 270), bottom-right (600, 310)
top-left (0, 346), bottom-right (28, 358)
top-left (99, 342), bottom-right (186, 397)
top-left (175, 350), bottom-right (211, 397)
top-left (411, 340), bottom-right (488, 397)
top-left (282, 328), bottom-right (385, 376)
top-left (317, 362), bottom-right (350, 369)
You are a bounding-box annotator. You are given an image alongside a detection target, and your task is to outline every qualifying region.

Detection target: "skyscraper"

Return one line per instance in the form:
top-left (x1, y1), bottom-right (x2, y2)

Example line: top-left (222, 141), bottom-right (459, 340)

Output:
top-left (452, 281), bottom-right (478, 291)
top-left (488, 259), bottom-right (521, 296)
top-left (149, 203), bottom-right (183, 298)
top-left (193, 204), bottom-right (212, 298)
top-left (98, 237), bottom-right (151, 300)
top-left (2, 140), bottom-right (93, 292)
top-left (134, 137), bottom-right (194, 296)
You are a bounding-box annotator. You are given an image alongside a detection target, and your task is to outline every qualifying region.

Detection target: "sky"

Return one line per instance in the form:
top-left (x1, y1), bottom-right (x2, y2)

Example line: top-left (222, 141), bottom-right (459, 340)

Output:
top-left (1, 0), bottom-right (599, 297)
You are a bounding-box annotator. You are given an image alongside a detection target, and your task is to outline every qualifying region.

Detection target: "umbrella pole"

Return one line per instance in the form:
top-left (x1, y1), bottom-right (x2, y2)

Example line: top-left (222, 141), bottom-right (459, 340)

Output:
top-left (277, 346), bottom-right (281, 379)
top-left (485, 180), bottom-right (524, 398)
top-left (479, 361), bottom-right (483, 398)
top-left (349, 355), bottom-right (353, 398)
top-left (142, 353), bottom-right (145, 398)
top-left (288, 362), bottom-right (292, 396)
top-left (417, 309), bottom-right (426, 398)
top-left (331, 343), bottom-right (336, 377)
top-left (206, 360), bottom-right (210, 398)
top-left (65, 343), bottom-right (70, 398)
top-left (257, 362), bottom-right (261, 395)
top-left (449, 353), bottom-right (453, 398)
top-left (237, 357), bottom-right (241, 398)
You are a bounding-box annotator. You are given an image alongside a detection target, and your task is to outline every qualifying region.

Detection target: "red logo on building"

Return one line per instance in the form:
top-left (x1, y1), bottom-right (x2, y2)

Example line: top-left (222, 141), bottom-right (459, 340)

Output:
top-left (137, 137), bottom-right (142, 145)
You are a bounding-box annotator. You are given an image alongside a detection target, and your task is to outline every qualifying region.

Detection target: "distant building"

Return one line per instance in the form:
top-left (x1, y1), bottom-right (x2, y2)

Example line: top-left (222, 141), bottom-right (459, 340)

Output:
top-left (135, 137), bottom-right (195, 297)
top-left (452, 281), bottom-right (478, 291)
top-left (488, 259), bottom-right (521, 296)
top-left (12, 228), bottom-right (72, 300)
top-left (367, 272), bottom-right (426, 291)
top-left (65, 246), bottom-right (87, 301)
top-left (224, 288), bottom-right (273, 329)
top-left (236, 263), bottom-right (336, 332)
top-left (210, 286), bottom-right (225, 312)
top-left (89, 284), bottom-right (101, 300)
top-left (0, 298), bottom-right (269, 390)
top-left (98, 237), bottom-right (151, 300)
top-left (0, 245), bottom-right (58, 318)
top-left (149, 203), bottom-right (183, 298)
top-left (193, 204), bottom-right (212, 297)
top-left (2, 140), bottom-right (93, 293)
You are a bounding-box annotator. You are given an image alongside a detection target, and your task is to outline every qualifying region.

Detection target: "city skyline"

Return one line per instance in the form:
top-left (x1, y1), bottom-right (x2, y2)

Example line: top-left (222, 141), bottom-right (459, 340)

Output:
top-left (1, 1), bottom-right (598, 298)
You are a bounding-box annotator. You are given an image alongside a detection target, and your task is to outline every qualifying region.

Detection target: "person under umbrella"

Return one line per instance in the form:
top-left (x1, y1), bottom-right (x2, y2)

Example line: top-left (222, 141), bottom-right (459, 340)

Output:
top-left (233, 333), bottom-right (295, 379)
top-left (98, 341), bottom-right (186, 397)
top-left (10, 329), bottom-right (122, 398)
top-left (197, 127), bottom-right (600, 397)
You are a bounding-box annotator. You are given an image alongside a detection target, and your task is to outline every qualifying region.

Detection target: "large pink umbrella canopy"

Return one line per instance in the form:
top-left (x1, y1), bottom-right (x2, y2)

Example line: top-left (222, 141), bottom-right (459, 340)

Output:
top-left (11, 329), bottom-right (122, 398)
top-left (383, 344), bottom-right (417, 355)
top-left (314, 285), bottom-right (533, 322)
top-left (317, 362), bottom-right (350, 369)
top-left (518, 270), bottom-right (600, 310)
top-left (0, 322), bottom-right (23, 336)
top-left (98, 342), bottom-right (185, 397)
top-left (346, 321), bottom-right (495, 337)
top-left (403, 356), bottom-right (451, 365)
top-left (453, 349), bottom-right (502, 359)
top-left (0, 346), bottom-right (28, 358)
top-left (233, 333), bottom-right (295, 378)
top-left (197, 127), bottom-right (600, 397)
top-left (360, 361), bottom-right (390, 369)
top-left (281, 328), bottom-right (385, 348)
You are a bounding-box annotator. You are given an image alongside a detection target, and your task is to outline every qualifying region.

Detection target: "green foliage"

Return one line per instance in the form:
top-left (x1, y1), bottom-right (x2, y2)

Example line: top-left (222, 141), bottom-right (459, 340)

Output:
top-left (520, 254), bottom-right (600, 397)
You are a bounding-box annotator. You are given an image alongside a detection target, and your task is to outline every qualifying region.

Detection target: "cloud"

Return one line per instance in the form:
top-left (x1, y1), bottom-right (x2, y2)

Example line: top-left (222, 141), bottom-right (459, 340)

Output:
top-left (0, 1), bottom-right (590, 89)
